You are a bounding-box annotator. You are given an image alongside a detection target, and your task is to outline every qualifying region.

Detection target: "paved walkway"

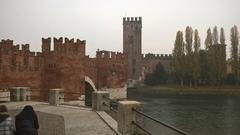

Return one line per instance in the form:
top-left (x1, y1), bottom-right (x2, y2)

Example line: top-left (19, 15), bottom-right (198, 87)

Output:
top-left (3, 101), bottom-right (115, 135)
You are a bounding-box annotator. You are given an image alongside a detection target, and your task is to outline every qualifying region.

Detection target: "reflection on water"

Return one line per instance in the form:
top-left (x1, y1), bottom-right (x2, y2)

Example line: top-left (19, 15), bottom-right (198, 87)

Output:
top-left (128, 90), bottom-right (240, 135)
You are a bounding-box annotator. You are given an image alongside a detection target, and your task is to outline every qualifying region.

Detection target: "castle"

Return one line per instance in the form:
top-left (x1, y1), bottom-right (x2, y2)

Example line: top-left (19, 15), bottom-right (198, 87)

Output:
top-left (0, 17), bottom-right (171, 102)
top-left (0, 38), bottom-right (128, 102)
top-left (123, 17), bottom-right (172, 80)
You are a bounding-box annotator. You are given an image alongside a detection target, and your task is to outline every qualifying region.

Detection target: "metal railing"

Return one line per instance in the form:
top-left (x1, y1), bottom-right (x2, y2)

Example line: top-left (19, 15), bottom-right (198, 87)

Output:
top-left (102, 95), bottom-right (119, 113)
top-left (132, 121), bottom-right (152, 135)
top-left (132, 108), bottom-right (190, 135)
top-left (102, 102), bottom-right (118, 113)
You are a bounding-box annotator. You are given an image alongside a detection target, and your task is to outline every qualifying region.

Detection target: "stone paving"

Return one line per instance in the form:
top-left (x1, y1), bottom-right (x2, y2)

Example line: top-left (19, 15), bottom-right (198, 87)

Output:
top-left (2, 101), bottom-right (116, 135)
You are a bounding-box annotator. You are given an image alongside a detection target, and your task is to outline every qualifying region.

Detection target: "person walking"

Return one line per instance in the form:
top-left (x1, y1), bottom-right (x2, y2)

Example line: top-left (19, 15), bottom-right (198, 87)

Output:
top-left (15, 106), bottom-right (39, 135)
top-left (0, 105), bottom-right (14, 135)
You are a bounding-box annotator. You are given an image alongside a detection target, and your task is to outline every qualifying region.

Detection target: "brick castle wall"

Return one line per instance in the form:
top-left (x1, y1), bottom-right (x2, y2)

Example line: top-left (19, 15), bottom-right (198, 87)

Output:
top-left (0, 38), bottom-right (128, 100)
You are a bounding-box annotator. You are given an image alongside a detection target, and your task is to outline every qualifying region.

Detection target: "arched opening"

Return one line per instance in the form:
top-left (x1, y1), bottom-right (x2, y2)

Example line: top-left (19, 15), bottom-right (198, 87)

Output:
top-left (84, 76), bottom-right (97, 106)
top-left (85, 82), bottom-right (94, 106)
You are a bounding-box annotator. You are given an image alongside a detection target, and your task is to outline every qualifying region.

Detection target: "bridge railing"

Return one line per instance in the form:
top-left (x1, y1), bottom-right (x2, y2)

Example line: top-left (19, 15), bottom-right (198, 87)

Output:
top-left (102, 95), bottom-right (118, 113)
top-left (93, 91), bottom-right (190, 135)
top-left (132, 108), bottom-right (190, 135)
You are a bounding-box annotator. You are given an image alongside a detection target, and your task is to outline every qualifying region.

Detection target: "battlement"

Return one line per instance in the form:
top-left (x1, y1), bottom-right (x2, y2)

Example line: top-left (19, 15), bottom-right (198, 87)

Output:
top-left (21, 44), bottom-right (30, 52)
top-left (123, 17), bottom-right (142, 23)
top-left (143, 53), bottom-right (172, 60)
top-left (53, 37), bottom-right (85, 45)
top-left (42, 37), bottom-right (86, 55)
top-left (1, 39), bottom-right (13, 45)
top-left (96, 50), bottom-right (126, 59)
top-left (0, 39), bottom-right (42, 56)
top-left (42, 38), bottom-right (51, 44)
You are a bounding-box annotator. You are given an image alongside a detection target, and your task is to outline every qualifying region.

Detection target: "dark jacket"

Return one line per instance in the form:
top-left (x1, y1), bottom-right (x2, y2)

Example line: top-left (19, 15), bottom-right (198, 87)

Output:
top-left (15, 106), bottom-right (39, 135)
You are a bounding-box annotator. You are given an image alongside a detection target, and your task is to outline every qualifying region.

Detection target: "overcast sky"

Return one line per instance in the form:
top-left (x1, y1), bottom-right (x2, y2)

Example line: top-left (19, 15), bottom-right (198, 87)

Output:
top-left (0, 0), bottom-right (239, 57)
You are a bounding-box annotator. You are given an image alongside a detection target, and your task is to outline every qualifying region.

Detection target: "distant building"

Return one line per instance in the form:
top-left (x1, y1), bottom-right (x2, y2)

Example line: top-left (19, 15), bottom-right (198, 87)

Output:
top-left (123, 17), bottom-right (172, 80)
top-left (123, 17), bottom-right (142, 79)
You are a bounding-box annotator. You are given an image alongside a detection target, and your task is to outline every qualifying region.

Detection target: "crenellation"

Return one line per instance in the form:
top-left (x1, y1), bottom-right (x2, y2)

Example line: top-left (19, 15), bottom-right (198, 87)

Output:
top-left (55, 38), bottom-right (85, 55)
top-left (54, 37), bottom-right (63, 43)
top-left (96, 50), bottom-right (126, 60)
top-left (67, 38), bottom-right (75, 54)
top-left (64, 37), bottom-right (71, 44)
top-left (0, 36), bottom-right (128, 101)
top-left (123, 17), bottom-right (142, 23)
top-left (22, 44), bottom-right (30, 52)
top-left (69, 38), bottom-right (74, 43)
top-left (1, 39), bottom-right (13, 45)
top-left (42, 37), bottom-right (51, 53)
top-left (76, 39), bottom-right (81, 43)
top-left (12, 45), bottom-right (20, 52)
top-left (53, 37), bottom-right (63, 53)
top-left (77, 40), bottom-right (85, 54)
top-left (143, 53), bottom-right (172, 60)
top-left (0, 39), bottom-right (14, 54)
top-left (42, 37), bottom-right (51, 44)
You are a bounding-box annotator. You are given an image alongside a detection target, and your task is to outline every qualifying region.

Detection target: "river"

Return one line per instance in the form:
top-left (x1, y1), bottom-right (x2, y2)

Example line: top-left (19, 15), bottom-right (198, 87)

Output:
top-left (127, 89), bottom-right (240, 135)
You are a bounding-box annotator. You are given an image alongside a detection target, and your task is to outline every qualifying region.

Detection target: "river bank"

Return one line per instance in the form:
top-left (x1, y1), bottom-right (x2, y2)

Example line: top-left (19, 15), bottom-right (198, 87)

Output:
top-left (128, 85), bottom-right (240, 96)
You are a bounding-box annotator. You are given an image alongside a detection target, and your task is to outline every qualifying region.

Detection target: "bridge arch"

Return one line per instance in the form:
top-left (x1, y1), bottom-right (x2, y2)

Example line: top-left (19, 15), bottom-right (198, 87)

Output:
top-left (84, 76), bottom-right (97, 106)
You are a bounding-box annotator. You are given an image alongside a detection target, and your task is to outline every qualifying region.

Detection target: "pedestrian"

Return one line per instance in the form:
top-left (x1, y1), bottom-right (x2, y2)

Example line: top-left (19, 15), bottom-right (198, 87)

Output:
top-left (15, 105), bottom-right (39, 135)
top-left (0, 105), bottom-right (14, 135)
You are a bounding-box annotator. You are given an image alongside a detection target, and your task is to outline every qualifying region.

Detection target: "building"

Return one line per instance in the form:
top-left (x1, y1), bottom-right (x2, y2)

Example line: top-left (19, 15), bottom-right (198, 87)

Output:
top-left (123, 17), bottom-right (172, 80)
top-left (0, 38), bottom-right (128, 102)
top-left (0, 17), bottom-right (173, 101)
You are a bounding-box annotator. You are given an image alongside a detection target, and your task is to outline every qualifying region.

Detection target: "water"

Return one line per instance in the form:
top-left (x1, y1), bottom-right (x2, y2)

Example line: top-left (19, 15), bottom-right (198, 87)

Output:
top-left (128, 89), bottom-right (240, 135)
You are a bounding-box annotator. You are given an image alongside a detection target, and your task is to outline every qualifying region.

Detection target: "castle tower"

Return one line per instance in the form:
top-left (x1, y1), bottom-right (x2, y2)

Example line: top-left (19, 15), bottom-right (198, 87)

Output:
top-left (123, 17), bottom-right (142, 79)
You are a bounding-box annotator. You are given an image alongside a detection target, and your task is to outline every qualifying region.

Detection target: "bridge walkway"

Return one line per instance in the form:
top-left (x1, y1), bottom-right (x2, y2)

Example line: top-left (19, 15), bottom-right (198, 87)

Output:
top-left (3, 101), bottom-right (115, 135)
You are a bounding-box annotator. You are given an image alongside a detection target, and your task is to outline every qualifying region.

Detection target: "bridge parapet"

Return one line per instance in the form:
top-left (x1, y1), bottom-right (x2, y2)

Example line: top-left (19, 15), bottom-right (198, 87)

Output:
top-left (93, 91), bottom-right (190, 135)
